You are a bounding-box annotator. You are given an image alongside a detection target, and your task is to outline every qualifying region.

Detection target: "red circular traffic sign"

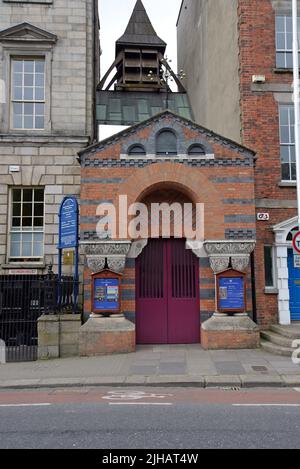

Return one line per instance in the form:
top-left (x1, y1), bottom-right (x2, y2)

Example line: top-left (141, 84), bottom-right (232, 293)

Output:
top-left (293, 231), bottom-right (300, 254)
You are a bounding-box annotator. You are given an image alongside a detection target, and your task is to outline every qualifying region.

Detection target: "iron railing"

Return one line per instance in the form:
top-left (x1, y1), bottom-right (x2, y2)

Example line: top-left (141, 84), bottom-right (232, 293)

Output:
top-left (0, 270), bottom-right (79, 362)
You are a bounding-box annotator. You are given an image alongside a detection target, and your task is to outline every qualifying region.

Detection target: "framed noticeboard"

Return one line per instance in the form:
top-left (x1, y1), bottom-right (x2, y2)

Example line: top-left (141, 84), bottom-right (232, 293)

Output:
top-left (216, 269), bottom-right (247, 314)
top-left (91, 270), bottom-right (122, 315)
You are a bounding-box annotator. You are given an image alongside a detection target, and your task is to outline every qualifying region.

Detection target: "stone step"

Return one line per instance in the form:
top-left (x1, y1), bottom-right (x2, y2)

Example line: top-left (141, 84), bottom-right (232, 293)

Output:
top-left (261, 330), bottom-right (294, 348)
top-left (260, 340), bottom-right (293, 357)
top-left (270, 324), bottom-right (300, 340)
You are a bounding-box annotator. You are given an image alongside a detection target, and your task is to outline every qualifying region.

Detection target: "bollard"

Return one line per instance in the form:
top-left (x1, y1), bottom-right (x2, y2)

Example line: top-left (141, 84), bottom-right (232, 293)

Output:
top-left (0, 339), bottom-right (6, 364)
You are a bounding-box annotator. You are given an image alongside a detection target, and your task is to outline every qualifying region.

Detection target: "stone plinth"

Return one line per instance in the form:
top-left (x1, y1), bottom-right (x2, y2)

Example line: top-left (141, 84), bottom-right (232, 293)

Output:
top-left (38, 314), bottom-right (81, 359)
top-left (79, 316), bottom-right (136, 356)
top-left (201, 314), bottom-right (260, 350)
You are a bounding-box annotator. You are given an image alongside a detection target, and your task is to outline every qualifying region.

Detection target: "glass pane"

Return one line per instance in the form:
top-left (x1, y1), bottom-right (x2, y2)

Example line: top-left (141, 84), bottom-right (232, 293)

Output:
top-left (286, 16), bottom-right (292, 32)
top-left (264, 246), bottom-right (274, 288)
top-left (24, 61), bottom-right (34, 73)
top-left (291, 163), bottom-right (297, 180)
top-left (34, 232), bottom-right (43, 243)
top-left (10, 242), bottom-right (20, 257)
top-left (286, 33), bottom-right (293, 50)
top-left (13, 115), bottom-right (22, 129)
top-left (12, 203), bottom-right (21, 217)
top-left (35, 61), bottom-right (44, 73)
top-left (280, 146), bottom-right (290, 162)
top-left (24, 103), bottom-right (33, 115)
top-left (13, 87), bottom-right (23, 100)
top-left (280, 107), bottom-right (289, 126)
top-left (34, 217), bottom-right (43, 227)
top-left (35, 116), bottom-right (44, 129)
top-left (24, 115), bottom-right (33, 129)
top-left (12, 60), bottom-right (23, 73)
top-left (286, 52), bottom-right (293, 68)
top-left (22, 217), bottom-right (32, 227)
top-left (290, 146), bottom-right (296, 162)
top-left (35, 87), bottom-right (45, 101)
top-left (282, 163), bottom-right (291, 180)
top-left (290, 125), bottom-right (295, 143)
top-left (22, 232), bottom-right (33, 243)
top-left (13, 189), bottom-right (21, 202)
top-left (13, 103), bottom-right (22, 115)
top-left (24, 87), bottom-right (33, 100)
top-left (22, 243), bottom-right (32, 257)
top-left (11, 232), bottom-right (21, 243)
top-left (23, 203), bottom-right (32, 217)
top-left (280, 125), bottom-right (290, 143)
top-left (24, 74), bottom-right (34, 86)
top-left (13, 73), bottom-right (22, 86)
top-left (35, 74), bottom-right (44, 87)
top-left (23, 189), bottom-right (33, 202)
top-left (12, 217), bottom-right (21, 227)
top-left (34, 189), bottom-right (44, 202)
top-left (276, 16), bottom-right (285, 33)
top-left (34, 203), bottom-right (43, 217)
top-left (33, 243), bottom-right (43, 257)
top-left (276, 33), bottom-right (285, 50)
top-left (276, 52), bottom-right (285, 68)
top-left (35, 103), bottom-right (44, 116)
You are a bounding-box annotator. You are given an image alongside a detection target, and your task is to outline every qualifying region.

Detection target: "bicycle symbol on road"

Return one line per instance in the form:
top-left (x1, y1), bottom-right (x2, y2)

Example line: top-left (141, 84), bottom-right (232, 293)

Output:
top-left (102, 391), bottom-right (173, 401)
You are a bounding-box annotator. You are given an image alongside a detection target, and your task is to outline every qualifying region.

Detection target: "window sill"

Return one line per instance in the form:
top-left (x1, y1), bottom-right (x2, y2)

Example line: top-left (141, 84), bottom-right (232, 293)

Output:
top-left (278, 181), bottom-right (297, 187)
top-left (2, 262), bottom-right (46, 270)
top-left (273, 68), bottom-right (294, 74)
top-left (264, 287), bottom-right (279, 295)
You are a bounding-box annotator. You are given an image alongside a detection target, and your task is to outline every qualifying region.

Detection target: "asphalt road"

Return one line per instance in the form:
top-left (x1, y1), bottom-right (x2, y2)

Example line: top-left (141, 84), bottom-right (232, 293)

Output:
top-left (0, 387), bottom-right (300, 449)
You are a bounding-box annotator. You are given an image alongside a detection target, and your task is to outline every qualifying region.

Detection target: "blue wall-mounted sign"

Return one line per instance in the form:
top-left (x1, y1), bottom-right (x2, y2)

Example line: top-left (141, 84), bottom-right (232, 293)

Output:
top-left (57, 196), bottom-right (79, 313)
top-left (93, 278), bottom-right (120, 311)
top-left (219, 277), bottom-right (245, 311)
top-left (58, 197), bottom-right (79, 249)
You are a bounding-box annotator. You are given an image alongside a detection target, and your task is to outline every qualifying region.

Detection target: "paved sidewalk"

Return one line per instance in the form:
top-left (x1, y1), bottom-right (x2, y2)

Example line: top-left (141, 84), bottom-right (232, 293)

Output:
top-left (0, 345), bottom-right (300, 389)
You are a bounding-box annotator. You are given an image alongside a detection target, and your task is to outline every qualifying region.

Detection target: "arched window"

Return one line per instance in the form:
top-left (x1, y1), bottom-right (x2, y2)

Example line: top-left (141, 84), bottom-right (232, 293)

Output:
top-left (188, 144), bottom-right (206, 156)
top-left (156, 130), bottom-right (177, 156)
top-left (128, 144), bottom-right (146, 156)
top-left (286, 226), bottom-right (299, 241)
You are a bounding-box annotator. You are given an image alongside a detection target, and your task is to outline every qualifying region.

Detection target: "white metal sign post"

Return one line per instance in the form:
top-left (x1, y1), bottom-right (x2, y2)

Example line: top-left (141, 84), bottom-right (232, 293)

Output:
top-left (293, 0), bottom-right (300, 227)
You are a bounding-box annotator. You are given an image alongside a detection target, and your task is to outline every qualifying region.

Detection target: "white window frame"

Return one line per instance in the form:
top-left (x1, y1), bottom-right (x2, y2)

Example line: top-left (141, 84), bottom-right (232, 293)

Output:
top-left (276, 15), bottom-right (300, 69)
top-left (8, 187), bottom-right (45, 264)
top-left (10, 57), bottom-right (46, 131)
top-left (279, 104), bottom-right (296, 182)
top-left (2, 46), bottom-right (52, 134)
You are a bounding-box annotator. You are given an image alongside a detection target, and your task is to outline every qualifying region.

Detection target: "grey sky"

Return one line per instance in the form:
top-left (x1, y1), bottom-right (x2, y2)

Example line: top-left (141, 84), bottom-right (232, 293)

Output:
top-left (99, 0), bottom-right (182, 76)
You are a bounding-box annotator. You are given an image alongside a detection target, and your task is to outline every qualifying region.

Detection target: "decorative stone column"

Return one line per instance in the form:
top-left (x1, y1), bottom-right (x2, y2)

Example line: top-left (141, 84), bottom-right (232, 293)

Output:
top-left (201, 240), bottom-right (260, 350)
top-left (79, 240), bottom-right (135, 356)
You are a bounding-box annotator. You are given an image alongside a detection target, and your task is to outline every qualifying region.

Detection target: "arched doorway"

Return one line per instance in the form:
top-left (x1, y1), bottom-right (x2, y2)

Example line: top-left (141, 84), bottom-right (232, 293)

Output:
top-left (136, 238), bottom-right (200, 344)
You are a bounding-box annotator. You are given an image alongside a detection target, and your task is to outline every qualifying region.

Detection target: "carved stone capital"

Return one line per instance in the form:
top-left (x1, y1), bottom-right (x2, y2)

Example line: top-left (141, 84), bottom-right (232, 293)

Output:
top-left (86, 256), bottom-right (106, 273)
top-left (107, 256), bottom-right (127, 273)
top-left (209, 257), bottom-right (230, 274)
top-left (127, 239), bottom-right (148, 259)
top-left (185, 240), bottom-right (207, 258)
top-left (82, 241), bottom-right (132, 274)
top-left (204, 240), bottom-right (256, 256)
top-left (231, 256), bottom-right (251, 273)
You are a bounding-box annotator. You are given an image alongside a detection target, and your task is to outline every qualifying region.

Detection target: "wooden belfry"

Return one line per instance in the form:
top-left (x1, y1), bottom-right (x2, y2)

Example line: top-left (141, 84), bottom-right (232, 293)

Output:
top-left (98, 0), bottom-right (185, 93)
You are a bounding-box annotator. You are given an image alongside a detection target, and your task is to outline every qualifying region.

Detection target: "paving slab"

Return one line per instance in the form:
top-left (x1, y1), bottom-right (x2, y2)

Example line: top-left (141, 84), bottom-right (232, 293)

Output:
top-left (146, 375), bottom-right (205, 387)
top-left (282, 375), bottom-right (300, 386)
top-left (240, 375), bottom-right (284, 388)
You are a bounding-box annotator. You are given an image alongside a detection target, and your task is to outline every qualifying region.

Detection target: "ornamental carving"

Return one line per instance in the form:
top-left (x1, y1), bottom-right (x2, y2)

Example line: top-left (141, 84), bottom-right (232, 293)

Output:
top-left (231, 256), bottom-right (250, 273)
top-left (107, 257), bottom-right (127, 273)
top-left (127, 239), bottom-right (148, 259)
top-left (204, 241), bottom-right (256, 256)
top-left (209, 257), bottom-right (230, 274)
top-left (87, 256), bottom-right (106, 273)
top-left (82, 241), bottom-right (131, 256)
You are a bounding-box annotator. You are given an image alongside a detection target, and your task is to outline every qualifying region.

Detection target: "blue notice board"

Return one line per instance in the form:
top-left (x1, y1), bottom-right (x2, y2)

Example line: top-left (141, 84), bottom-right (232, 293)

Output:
top-left (59, 197), bottom-right (78, 249)
top-left (219, 277), bottom-right (245, 311)
top-left (93, 278), bottom-right (120, 311)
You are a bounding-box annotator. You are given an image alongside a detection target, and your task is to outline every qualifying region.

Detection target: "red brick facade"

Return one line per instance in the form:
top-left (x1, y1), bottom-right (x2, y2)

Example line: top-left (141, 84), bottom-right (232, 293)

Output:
top-left (80, 112), bottom-right (256, 341)
top-left (238, 0), bottom-right (298, 327)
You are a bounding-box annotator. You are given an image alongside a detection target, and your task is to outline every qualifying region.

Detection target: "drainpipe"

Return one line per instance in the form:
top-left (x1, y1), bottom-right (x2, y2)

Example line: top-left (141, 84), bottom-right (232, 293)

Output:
top-left (250, 251), bottom-right (257, 323)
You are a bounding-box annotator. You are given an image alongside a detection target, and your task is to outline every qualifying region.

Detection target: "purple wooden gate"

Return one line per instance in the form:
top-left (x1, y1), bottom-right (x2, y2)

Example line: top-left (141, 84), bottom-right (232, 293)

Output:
top-left (136, 239), bottom-right (200, 344)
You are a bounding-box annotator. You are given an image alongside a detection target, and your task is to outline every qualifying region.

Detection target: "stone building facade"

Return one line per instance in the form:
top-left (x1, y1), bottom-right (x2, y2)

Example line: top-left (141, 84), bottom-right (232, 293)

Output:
top-left (177, 0), bottom-right (300, 330)
top-left (0, 0), bottom-right (100, 274)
